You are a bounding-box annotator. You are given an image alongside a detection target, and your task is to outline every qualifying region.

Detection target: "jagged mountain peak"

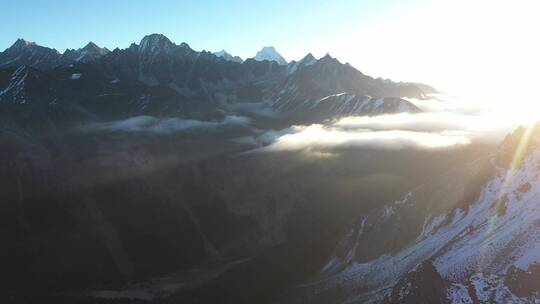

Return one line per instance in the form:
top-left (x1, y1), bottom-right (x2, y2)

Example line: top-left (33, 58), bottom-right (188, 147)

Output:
top-left (57, 41), bottom-right (110, 64)
top-left (320, 52), bottom-right (337, 62)
top-left (286, 53), bottom-right (318, 75)
top-left (299, 53), bottom-right (316, 65)
top-left (140, 33), bottom-right (172, 43)
top-left (11, 38), bottom-right (37, 49)
top-left (213, 49), bottom-right (229, 57)
top-left (1, 39), bottom-right (60, 69)
top-left (6, 38), bottom-right (58, 54)
top-left (254, 46), bottom-right (287, 65)
top-left (83, 41), bottom-right (99, 49)
top-left (259, 46), bottom-right (278, 52)
top-left (81, 41), bottom-right (110, 55)
top-left (137, 34), bottom-right (193, 58)
top-left (139, 34), bottom-right (176, 54)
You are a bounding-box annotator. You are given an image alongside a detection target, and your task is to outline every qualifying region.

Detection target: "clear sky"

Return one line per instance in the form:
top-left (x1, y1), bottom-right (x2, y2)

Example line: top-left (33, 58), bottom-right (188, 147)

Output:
top-left (2, 0), bottom-right (539, 100)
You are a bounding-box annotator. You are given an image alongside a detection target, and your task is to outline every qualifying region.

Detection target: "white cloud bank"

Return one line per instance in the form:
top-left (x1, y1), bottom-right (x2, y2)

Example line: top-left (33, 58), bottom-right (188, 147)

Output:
top-left (252, 96), bottom-right (522, 153)
top-left (257, 124), bottom-right (471, 152)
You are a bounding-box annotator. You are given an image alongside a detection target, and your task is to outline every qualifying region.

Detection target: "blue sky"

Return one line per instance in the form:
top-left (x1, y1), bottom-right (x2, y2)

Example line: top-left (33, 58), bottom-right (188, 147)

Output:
top-left (1, 0), bottom-right (412, 63)
top-left (2, 0), bottom-right (539, 98)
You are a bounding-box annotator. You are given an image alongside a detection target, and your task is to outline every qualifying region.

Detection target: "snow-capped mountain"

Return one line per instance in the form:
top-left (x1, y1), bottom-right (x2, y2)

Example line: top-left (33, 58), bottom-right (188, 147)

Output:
top-left (213, 50), bottom-right (243, 63)
top-left (253, 46), bottom-right (287, 65)
top-left (285, 125), bottom-right (540, 303)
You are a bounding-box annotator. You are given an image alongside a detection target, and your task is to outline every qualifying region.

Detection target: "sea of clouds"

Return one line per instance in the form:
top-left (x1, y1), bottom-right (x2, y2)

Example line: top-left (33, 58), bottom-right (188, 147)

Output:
top-left (80, 95), bottom-right (525, 153)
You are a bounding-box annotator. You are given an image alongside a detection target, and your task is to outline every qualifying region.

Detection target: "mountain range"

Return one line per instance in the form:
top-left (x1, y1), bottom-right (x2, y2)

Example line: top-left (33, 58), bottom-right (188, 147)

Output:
top-left (0, 34), bottom-right (435, 127)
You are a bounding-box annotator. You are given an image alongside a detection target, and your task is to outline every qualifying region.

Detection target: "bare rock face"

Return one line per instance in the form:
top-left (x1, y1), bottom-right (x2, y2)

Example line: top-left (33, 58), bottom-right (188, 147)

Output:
top-left (387, 262), bottom-right (449, 304)
top-left (505, 263), bottom-right (540, 297)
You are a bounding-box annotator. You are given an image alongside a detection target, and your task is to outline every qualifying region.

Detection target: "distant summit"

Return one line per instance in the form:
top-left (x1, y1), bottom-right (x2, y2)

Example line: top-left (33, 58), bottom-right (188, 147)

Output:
top-left (59, 42), bottom-right (110, 64)
top-left (213, 50), bottom-right (243, 63)
top-left (0, 39), bottom-right (60, 69)
top-left (138, 34), bottom-right (177, 56)
top-left (11, 38), bottom-right (37, 48)
top-left (81, 42), bottom-right (110, 56)
top-left (253, 46), bottom-right (287, 65)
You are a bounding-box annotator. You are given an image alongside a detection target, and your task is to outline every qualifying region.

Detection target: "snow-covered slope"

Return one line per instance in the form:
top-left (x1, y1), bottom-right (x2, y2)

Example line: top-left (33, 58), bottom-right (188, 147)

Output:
top-left (0, 66), bottom-right (59, 105)
top-left (288, 125), bottom-right (540, 303)
top-left (0, 66), bottom-right (29, 104)
top-left (253, 46), bottom-right (287, 65)
top-left (275, 93), bottom-right (420, 122)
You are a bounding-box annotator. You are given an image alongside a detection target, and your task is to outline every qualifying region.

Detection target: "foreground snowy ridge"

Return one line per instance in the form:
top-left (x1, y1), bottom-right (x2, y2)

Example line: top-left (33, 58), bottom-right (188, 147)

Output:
top-left (295, 128), bottom-right (540, 303)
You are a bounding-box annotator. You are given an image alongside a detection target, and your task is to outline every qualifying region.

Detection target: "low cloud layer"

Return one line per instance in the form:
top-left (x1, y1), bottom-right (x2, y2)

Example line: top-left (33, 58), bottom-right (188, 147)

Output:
top-left (80, 96), bottom-right (522, 153)
top-left (81, 115), bottom-right (251, 133)
top-left (250, 96), bottom-right (520, 153)
top-left (335, 112), bottom-right (513, 142)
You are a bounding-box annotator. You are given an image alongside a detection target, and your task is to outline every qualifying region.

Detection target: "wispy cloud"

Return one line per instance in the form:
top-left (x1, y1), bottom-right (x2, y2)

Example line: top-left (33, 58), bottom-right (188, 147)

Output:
top-left (221, 101), bottom-right (277, 118)
top-left (81, 115), bottom-right (251, 133)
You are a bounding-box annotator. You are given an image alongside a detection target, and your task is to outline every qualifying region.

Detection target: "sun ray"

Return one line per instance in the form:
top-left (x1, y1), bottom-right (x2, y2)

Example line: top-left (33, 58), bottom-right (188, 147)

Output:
top-left (477, 123), bottom-right (536, 272)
